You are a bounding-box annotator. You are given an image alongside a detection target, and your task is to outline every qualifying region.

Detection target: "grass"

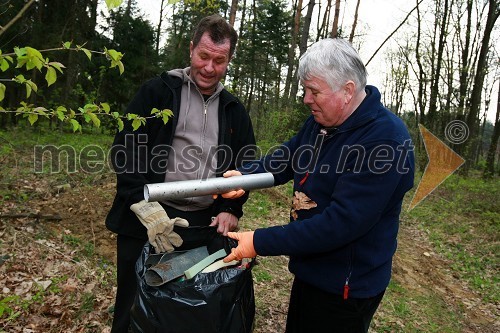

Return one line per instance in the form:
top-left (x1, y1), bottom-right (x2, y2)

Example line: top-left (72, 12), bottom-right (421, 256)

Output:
top-left (408, 174), bottom-right (499, 303)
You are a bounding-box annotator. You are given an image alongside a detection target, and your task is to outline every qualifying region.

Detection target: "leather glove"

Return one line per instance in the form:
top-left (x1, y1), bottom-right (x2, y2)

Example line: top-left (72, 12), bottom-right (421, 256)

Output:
top-left (130, 200), bottom-right (189, 253)
top-left (223, 231), bottom-right (257, 262)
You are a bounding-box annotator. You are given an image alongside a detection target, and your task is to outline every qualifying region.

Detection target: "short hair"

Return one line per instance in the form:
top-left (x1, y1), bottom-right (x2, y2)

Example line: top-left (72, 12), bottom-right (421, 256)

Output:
top-left (298, 38), bottom-right (367, 92)
top-left (192, 14), bottom-right (238, 58)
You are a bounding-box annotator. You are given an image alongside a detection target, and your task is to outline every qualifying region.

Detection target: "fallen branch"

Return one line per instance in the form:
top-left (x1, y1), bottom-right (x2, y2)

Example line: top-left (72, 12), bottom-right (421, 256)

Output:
top-left (0, 213), bottom-right (62, 220)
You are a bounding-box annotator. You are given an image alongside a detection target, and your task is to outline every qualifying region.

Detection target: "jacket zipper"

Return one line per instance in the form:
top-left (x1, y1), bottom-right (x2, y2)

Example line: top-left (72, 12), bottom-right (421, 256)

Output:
top-left (344, 246), bottom-right (354, 300)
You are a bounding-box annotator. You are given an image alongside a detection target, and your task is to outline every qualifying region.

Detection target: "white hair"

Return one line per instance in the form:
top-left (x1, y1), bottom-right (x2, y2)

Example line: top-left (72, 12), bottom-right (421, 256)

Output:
top-left (298, 38), bottom-right (367, 92)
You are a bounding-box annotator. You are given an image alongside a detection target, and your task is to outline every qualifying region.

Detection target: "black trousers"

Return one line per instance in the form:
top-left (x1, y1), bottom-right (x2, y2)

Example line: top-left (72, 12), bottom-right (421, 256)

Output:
top-left (285, 278), bottom-right (385, 333)
top-left (111, 235), bottom-right (145, 333)
top-left (110, 206), bottom-right (213, 333)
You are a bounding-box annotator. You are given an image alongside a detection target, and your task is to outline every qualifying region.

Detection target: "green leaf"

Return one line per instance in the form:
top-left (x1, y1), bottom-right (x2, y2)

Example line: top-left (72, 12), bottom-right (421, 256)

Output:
top-left (112, 112), bottom-right (120, 118)
top-left (14, 75), bottom-right (26, 83)
top-left (70, 119), bottom-right (81, 132)
top-left (106, 49), bottom-right (120, 61)
top-left (89, 113), bottom-right (101, 127)
top-left (56, 110), bottom-right (65, 121)
top-left (105, 0), bottom-right (123, 10)
top-left (25, 47), bottom-right (44, 71)
top-left (25, 82), bottom-right (32, 98)
top-left (49, 62), bottom-right (65, 73)
top-left (81, 48), bottom-right (92, 61)
top-left (63, 41), bottom-right (72, 49)
top-left (117, 60), bottom-right (124, 75)
top-left (161, 109), bottom-right (173, 124)
top-left (117, 118), bottom-right (124, 132)
top-left (151, 108), bottom-right (160, 115)
top-left (14, 47), bottom-right (26, 58)
top-left (55, 106), bottom-right (67, 121)
top-left (0, 58), bottom-right (9, 72)
top-left (101, 103), bottom-right (110, 113)
top-left (132, 119), bottom-right (141, 131)
top-left (33, 107), bottom-right (48, 116)
top-left (28, 113), bottom-right (38, 125)
top-left (0, 83), bottom-right (5, 102)
top-left (45, 67), bottom-right (57, 86)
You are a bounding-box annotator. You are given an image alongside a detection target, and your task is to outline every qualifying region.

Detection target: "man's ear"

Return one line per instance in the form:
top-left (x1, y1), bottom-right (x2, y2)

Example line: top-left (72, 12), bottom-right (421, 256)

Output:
top-left (189, 41), bottom-right (194, 57)
top-left (344, 81), bottom-right (356, 104)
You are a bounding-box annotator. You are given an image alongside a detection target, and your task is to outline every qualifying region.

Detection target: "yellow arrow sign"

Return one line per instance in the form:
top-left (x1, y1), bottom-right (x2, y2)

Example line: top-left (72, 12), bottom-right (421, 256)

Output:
top-left (408, 124), bottom-right (465, 210)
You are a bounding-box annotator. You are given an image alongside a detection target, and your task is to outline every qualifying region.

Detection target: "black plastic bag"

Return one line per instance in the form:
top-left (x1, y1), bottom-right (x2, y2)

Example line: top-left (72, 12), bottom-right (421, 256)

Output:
top-left (130, 226), bottom-right (255, 333)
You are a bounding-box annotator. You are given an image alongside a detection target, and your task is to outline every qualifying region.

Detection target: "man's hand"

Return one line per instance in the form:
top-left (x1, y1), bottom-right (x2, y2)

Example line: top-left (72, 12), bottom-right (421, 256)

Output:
top-left (209, 212), bottom-right (238, 235)
top-left (130, 200), bottom-right (189, 253)
top-left (212, 170), bottom-right (246, 199)
top-left (223, 231), bottom-right (256, 262)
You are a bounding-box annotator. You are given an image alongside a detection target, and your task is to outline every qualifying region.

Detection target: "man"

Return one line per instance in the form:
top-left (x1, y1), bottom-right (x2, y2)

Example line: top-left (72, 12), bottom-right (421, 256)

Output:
top-left (105, 14), bottom-right (255, 333)
top-left (220, 38), bottom-right (415, 333)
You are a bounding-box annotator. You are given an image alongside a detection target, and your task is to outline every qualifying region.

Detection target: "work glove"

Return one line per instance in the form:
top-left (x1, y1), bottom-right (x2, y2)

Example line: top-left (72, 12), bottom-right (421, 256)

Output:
top-left (130, 200), bottom-right (189, 253)
top-left (223, 231), bottom-right (257, 262)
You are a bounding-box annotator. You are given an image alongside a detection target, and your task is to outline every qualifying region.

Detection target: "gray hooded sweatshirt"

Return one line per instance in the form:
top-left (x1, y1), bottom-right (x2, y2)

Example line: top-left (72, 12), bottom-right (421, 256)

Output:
top-left (162, 67), bottom-right (223, 211)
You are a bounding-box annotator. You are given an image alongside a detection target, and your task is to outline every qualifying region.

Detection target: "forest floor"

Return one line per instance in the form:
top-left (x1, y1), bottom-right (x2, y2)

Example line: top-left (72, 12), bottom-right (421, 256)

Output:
top-left (0, 129), bottom-right (498, 332)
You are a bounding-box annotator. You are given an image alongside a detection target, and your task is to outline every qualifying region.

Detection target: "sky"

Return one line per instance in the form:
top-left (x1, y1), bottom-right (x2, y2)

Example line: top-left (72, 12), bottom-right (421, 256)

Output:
top-left (130, 0), bottom-right (497, 122)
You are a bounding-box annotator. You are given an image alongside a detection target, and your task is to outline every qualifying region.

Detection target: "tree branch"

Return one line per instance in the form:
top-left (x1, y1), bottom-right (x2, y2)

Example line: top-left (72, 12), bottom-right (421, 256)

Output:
top-left (0, 0), bottom-right (36, 37)
top-left (366, 0), bottom-right (424, 66)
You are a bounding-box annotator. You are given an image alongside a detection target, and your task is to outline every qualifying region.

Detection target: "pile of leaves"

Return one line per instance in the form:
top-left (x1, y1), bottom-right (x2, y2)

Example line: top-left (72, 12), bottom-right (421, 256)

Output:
top-left (0, 210), bottom-right (115, 333)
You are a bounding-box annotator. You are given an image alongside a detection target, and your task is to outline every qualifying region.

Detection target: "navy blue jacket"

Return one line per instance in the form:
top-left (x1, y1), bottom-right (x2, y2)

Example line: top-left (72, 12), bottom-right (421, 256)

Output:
top-left (106, 72), bottom-right (256, 238)
top-left (242, 86), bottom-right (414, 298)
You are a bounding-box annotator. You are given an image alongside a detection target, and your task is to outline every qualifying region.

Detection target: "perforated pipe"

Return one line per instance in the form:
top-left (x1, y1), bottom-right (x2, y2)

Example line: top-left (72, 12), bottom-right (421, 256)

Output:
top-left (144, 173), bottom-right (275, 202)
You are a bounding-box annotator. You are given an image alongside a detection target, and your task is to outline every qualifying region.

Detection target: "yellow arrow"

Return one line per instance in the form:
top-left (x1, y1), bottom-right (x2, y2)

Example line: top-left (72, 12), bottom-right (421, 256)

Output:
top-left (408, 124), bottom-right (465, 210)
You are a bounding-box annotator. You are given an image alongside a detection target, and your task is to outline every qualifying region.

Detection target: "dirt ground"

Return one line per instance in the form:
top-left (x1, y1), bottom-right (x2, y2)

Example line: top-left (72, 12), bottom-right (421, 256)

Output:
top-left (1, 174), bottom-right (499, 332)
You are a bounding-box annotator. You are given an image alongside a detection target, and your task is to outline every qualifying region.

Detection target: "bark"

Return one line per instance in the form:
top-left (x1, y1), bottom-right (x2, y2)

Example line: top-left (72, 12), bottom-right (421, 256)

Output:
top-left (349, 0), bottom-right (361, 42)
top-left (330, 0), bottom-right (341, 38)
top-left (229, 0), bottom-right (238, 26)
top-left (298, 0), bottom-right (316, 56)
top-left (465, 0), bottom-right (499, 169)
top-left (457, 0), bottom-right (473, 121)
top-left (155, 0), bottom-right (166, 55)
top-left (283, 0), bottom-right (303, 101)
top-left (290, 0), bottom-right (316, 102)
top-left (427, 0), bottom-right (450, 131)
top-left (317, 0), bottom-right (332, 40)
top-left (484, 80), bottom-right (500, 177)
top-left (414, 0), bottom-right (426, 125)
top-left (0, 0), bottom-right (35, 37)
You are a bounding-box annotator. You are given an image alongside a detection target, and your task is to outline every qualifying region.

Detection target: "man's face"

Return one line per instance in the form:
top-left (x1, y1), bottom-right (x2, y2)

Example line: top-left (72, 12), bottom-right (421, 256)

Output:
top-left (190, 32), bottom-right (231, 95)
top-left (302, 77), bottom-right (350, 127)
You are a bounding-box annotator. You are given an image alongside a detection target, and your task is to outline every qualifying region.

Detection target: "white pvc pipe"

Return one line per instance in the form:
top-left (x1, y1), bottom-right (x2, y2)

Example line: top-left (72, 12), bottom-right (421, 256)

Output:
top-left (144, 172), bottom-right (275, 202)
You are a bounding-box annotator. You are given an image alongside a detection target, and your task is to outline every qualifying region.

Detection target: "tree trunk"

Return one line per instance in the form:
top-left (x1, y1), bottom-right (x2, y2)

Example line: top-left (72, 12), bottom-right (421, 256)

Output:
top-left (316, 0), bottom-right (332, 40)
top-left (457, 0), bottom-right (473, 122)
top-left (330, 0), bottom-right (341, 38)
top-left (464, 0), bottom-right (499, 171)
top-left (484, 80), bottom-right (500, 177)
top-left (349, 0), bottom-right (361, 42)
top-left (414, 0), bottom-right (426, 125)
top-left (283, 0), bottom-right (302, 101)
top-left (229, 0), bottom-right (238, 26)
top-left (299, 0), bottom-right (316, 56)
top-left (427, 0), bottom-right (450, 132)
top-left (155, 0), bottom-right (166, 55)
top-left (290, 0), bottom-right (316, 102)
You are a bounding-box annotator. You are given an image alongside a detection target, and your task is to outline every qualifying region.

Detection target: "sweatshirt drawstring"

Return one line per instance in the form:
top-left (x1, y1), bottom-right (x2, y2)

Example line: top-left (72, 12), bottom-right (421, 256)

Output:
top-left (183, 80), bottom-right (191, 132)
